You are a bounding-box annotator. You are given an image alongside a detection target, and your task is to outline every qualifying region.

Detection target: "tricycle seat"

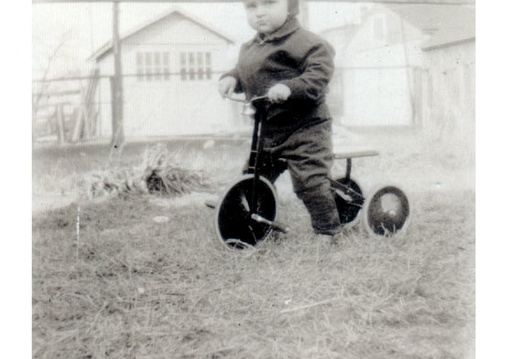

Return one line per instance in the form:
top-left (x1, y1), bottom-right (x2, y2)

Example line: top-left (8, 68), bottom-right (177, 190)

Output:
top-left (333, 149), bottom-right (379, 183)
top-left (334, 149), bottom-right (379, 160)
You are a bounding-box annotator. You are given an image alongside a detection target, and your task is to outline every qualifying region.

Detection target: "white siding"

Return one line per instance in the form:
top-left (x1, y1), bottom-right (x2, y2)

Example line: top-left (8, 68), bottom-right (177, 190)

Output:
top-left (341, 68), bottom-right (413, 126)
top-left (423, 41), bottom-right (475, 140)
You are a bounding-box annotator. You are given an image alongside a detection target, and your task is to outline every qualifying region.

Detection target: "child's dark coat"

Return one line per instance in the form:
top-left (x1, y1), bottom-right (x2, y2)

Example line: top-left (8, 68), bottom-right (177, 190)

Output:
top-left (223, 16), bottom-right (341, 235)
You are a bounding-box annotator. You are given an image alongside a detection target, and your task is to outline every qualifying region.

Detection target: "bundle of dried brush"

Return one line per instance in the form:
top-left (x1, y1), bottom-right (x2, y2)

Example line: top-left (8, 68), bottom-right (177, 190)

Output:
top-left (87, 144), bottom-right (208, 198)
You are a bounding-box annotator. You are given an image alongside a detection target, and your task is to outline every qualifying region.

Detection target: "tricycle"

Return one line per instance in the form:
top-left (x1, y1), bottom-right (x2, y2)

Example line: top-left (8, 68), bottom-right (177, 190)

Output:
top-left (206, 96), bottom-right (410, 250)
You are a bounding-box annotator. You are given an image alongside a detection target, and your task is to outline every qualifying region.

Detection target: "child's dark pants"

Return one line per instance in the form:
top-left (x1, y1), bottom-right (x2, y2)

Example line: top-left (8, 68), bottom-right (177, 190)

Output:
top-left (248, 119), bottom-right (342, 235)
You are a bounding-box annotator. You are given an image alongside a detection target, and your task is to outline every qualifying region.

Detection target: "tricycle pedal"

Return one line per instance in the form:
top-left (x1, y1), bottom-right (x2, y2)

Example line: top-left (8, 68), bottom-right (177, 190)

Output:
top-left (251, 213), bottom-right (290, 233)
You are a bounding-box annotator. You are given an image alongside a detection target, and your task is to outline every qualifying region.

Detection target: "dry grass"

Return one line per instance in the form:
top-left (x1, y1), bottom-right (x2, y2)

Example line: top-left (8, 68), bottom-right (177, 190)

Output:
top-left (32, 134), bottom-right (475, 358)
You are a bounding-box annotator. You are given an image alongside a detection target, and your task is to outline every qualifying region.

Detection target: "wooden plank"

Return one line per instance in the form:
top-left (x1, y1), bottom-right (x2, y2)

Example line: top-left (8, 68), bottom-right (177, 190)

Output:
top-left (35, 102), bottom-right (70, 108)
top-left (56, 104), bottom-right (66, 145)
top-left (71, 106), bottom-right (83, 142)
top-left (33, 89), bottom-right (81, 97)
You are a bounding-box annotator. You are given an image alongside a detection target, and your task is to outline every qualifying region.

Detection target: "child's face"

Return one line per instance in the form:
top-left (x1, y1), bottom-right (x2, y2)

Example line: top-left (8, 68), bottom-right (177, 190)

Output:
top-left (244, 0), bottom-right (289, 34)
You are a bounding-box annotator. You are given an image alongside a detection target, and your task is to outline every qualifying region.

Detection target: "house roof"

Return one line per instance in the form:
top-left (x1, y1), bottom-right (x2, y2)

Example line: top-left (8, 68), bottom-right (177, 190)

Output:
top-left (320, 3), bottom-right (475, 53)
top-left (384, 4), bottom-right (475, 50)
top-left (89, 6), bottom-right (235, 62)
top-left (420, 26), bottom-right (474, 50)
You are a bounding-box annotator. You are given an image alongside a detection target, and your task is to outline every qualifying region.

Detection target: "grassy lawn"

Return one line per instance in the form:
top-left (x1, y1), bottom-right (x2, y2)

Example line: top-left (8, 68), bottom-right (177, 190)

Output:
top-left (32, 135), bottom-right (475, 358)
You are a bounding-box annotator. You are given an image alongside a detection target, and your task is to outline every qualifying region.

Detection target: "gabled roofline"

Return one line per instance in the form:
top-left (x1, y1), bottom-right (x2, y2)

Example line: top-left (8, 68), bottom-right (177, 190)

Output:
top-left (320, 23), bottom-right (360, 35)
top-left (421, 36), bottom-right (475, 51)
top-left (88, 6), bottom-right (235, 62)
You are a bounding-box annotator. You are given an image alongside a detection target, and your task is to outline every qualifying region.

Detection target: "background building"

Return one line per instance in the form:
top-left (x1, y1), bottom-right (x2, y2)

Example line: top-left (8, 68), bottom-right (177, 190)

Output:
top-left (322, 3), bottom-right (474, 141)
top-left (90, 7), bottom-right (240, 138)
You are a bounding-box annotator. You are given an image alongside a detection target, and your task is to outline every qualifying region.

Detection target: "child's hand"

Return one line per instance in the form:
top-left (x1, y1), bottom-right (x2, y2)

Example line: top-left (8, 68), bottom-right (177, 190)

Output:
top-left (267, 84), bottom-right (291, 103)
top-left (218, 77), bottom-right (237, 98)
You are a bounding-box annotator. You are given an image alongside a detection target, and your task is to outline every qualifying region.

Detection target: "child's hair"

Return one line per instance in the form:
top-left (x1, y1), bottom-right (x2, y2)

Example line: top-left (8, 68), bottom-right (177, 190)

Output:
top-left (288, 0), bottom-right (299, 15)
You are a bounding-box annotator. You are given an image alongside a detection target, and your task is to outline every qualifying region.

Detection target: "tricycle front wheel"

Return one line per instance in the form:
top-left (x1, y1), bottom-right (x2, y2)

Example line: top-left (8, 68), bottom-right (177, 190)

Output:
top-left (215, 175), bottom-right (278, 250)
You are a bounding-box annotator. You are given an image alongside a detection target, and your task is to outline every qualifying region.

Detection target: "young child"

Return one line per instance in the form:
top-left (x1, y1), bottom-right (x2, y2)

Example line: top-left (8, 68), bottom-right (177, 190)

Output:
top-left (218, 0), bottom-right (342, 240)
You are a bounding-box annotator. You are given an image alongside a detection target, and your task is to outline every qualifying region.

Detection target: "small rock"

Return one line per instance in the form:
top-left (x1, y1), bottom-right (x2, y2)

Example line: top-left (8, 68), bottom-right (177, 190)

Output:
top-left (153, 216), bottom-right (170, 223)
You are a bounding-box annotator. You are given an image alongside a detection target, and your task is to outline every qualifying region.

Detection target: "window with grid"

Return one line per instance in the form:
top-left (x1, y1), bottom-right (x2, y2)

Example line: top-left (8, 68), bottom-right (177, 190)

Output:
top-left (180, 51), bottom-right (212, 81)
top-left (136, 51), bottom-right (171, 81)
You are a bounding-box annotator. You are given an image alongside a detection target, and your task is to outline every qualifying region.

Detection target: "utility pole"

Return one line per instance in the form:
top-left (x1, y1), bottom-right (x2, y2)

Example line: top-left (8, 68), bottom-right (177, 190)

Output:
top-left (111, 0), bottom-right (124, 150)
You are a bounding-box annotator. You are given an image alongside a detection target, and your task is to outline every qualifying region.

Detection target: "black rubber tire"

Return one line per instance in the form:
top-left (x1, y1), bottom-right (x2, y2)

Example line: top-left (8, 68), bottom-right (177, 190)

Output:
top-left (363, 184), bottom-right (411, 238)
top-left (215, 175), bottom-right (277, 250)
top-left (332, 177), bottom-right (364, 227)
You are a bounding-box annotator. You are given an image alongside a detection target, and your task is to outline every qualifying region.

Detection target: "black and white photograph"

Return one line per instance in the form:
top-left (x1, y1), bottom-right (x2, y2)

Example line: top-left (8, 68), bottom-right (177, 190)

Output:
top-left (26, 0), bottom-right (485, 357)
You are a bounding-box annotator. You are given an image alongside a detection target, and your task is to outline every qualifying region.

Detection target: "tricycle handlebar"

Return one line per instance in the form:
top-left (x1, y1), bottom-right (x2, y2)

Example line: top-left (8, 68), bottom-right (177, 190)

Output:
top-left (225, 94), bottom-right (268, 104)
top-left (225, 94), bottom-right (270, 117)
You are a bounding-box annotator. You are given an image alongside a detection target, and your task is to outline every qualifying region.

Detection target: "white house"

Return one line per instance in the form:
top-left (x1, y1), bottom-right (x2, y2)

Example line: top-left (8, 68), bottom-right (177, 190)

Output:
top-left (322, 4), bottom-right (427, 127)
top-left (90, 7), bottom-right (241, 139)
top-left (322, 3), bottom-right (475, 135)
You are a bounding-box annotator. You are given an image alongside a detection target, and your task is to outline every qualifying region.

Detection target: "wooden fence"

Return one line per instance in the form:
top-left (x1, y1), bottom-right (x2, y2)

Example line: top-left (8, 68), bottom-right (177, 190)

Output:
top-left (33, 69), bottom-right (100, 144)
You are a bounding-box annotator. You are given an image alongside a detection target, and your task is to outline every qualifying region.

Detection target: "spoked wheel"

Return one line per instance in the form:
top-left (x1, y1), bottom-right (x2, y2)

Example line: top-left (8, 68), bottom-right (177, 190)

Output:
top-left (215, 175), bottom-right (278, 250)
top-left (331, 177), bottom-right (364, 227)
top-left (363, 185), bottom-right (410, 237)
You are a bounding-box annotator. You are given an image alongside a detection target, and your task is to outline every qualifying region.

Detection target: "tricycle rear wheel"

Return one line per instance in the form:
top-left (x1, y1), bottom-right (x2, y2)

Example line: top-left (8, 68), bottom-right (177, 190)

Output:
top-left (363, 184), bottom-right (410, 237)
top-left (332, 177), bottom-right (364, 227)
